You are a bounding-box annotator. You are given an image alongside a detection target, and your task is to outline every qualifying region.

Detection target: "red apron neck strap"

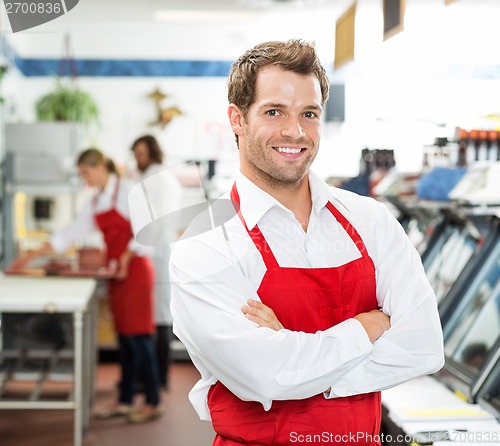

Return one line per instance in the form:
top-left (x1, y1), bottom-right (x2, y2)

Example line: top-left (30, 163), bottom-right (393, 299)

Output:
top-left (230, 183), bottom-right (369, 266)
top-left (326, 201), bottom-right (369, 257)
top-left (230, 183), bottom-right (279, 269)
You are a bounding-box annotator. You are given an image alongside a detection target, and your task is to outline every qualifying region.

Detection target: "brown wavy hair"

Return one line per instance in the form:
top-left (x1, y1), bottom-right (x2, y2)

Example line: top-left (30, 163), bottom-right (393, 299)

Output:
top-left (131, 134), bottom-right (164, 164)
top-left (227, 39), bottom-right (330, 118)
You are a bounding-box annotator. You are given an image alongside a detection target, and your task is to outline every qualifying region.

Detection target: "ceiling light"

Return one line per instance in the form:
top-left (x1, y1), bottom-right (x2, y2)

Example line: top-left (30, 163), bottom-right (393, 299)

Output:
top-left (152, 10), bottom-right (263, 23)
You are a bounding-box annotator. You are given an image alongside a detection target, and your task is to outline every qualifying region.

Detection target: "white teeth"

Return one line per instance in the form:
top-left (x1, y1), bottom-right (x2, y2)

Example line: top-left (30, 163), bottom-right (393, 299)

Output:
top-left (276, 147), bottom-right (302, 154)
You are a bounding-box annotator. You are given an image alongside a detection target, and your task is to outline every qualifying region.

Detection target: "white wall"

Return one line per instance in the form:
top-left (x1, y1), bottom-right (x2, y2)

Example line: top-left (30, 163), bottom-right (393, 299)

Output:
top-left (8, 75), bottom-right (234, 166)
top-left (2, 3), bottom-right (341, 174)
top-left (3, 0), bottom-right (500, 181)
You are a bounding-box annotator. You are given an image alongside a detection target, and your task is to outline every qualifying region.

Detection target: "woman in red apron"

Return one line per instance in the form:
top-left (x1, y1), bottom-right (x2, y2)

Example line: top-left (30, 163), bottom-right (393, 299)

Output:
top-left (75, 149), bottom-right (162, 423)
top-left (205, 184), bottom-right (382, 446)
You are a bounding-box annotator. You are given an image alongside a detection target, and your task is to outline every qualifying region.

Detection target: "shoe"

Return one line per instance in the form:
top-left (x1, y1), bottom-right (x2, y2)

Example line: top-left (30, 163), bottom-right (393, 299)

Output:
top-left (94, 404), bottom-right (132, 419)
top-left (127, 405), bottom-right (164, 424)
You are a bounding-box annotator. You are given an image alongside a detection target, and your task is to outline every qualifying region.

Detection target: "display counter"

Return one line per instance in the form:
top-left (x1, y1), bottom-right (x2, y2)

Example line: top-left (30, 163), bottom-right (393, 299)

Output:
top-left (382, 376), bottom-right (500, 445)
top-left (0, 273), bottom-right (98, 446)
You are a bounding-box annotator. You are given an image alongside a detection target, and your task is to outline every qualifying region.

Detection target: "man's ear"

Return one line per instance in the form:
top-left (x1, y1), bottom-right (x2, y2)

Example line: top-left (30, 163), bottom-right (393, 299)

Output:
top-left (228, 104), bottom-right (244, 136)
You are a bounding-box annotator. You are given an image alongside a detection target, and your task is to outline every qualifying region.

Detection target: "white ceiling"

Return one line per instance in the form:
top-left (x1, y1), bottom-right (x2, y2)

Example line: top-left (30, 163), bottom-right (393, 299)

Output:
top-left (1, 0), bottom-right (499, 31)
top-left (3, 0), bottom-right (352, 59)
top-left (77, 0), bottom-right (275, 15)
top-left (62, 0), bottom-right (500, 25)
top-left (3, 0), bottom-right (500, 62)
top-left (63, 0), bottom-right (345, 24)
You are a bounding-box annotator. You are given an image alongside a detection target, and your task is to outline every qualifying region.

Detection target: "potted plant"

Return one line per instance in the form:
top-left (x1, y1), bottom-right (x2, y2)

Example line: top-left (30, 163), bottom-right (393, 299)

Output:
top-left (34, 80), bottom-right (99, 127)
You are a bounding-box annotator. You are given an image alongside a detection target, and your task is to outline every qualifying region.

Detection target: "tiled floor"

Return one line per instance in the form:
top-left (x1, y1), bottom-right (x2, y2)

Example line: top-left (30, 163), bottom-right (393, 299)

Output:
top-left (0, 361), bottom-right (215, 446)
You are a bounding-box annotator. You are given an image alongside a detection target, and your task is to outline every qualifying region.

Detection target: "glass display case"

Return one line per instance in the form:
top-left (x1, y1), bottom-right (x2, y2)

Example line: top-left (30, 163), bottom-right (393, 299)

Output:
top-left (403, 207), bottom-right (444, 256)
top-left (475, 344), bottom-right (500, 418)
top-left (421, 211), bottom-right (497, 306)
top-left (381, 196), bottom-right (445, 256)
top-left (436, 237), bottom-right (500, 401)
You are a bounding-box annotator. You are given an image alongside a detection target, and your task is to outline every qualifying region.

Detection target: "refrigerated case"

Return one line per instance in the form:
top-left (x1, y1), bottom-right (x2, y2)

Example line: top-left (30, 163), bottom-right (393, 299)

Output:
top-left (420, 210), bottom-right (498, 306)
top-left (380, 217), bottom-right (500, 445)
top-left (382, 196), bottom-right (446, 256)
top-left (435, 233), bottom-right (500, 401)
top-left (380, 171), bottom-right (500, 441)
top-left (475, 345), bottom-right (500, 418)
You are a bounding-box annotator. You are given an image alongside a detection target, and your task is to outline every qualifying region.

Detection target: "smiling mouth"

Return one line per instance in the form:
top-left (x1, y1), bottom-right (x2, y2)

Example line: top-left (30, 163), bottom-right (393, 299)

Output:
top-left (273, 147), bottom-right (305, 154)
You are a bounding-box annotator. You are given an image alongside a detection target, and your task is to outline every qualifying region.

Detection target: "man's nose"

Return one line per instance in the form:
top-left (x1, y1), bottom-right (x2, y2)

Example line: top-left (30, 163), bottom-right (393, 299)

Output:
top-left (280, 116), bottom-right (305, 139)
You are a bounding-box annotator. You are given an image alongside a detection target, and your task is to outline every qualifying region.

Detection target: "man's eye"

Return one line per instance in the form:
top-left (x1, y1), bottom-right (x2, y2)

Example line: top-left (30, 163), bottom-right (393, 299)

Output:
top-left (266, 110), bottom-right (278, 116)
top-left (304, 111), bottom-right (317, 119)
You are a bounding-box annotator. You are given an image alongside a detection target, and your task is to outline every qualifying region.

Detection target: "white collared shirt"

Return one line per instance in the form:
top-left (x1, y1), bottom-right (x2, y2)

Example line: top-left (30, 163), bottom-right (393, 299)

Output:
top-left (170, 170), bottom-right (444, 421)
top-left (51, 174), bottom-right (150, 256)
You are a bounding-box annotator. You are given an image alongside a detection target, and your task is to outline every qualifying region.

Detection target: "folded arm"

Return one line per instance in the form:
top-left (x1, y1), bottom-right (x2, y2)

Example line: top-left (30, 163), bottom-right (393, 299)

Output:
top-left (170, 232), bottom-right (374, 409)
top-left (242, 200), bottom-right (444, 398)
top-left (243, 299), bottom-right (390, 343)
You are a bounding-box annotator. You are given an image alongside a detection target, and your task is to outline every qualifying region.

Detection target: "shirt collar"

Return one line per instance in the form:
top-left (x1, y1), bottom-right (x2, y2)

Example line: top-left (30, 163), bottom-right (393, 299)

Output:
top-left (234, 172), bottom-right (277, 230)
top-left (309, 171), bottom-right (353, 215)
top-left (234, 170), bottom-right (351, 230)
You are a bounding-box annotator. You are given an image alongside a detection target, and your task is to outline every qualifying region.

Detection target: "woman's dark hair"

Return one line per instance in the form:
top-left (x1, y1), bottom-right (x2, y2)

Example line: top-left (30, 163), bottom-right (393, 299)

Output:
top-left (77, 148), bottom-right (119, 176)
top-left (131, 135), bottom-right (164, 164)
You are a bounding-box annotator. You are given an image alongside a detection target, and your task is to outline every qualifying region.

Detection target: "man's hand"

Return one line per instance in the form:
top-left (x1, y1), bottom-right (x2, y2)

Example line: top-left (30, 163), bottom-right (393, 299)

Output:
top-left (241, 300), bottom-right (389, 342)
top-left (241, 299), bottom-right (284, 331)
top-left (354, 309), bottom-right (390, 343)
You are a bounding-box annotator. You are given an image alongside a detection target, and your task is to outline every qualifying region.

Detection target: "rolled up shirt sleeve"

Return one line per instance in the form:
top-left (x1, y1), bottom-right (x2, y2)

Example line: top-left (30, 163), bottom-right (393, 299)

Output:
top-left (50, 203), bottom-right (96, 253)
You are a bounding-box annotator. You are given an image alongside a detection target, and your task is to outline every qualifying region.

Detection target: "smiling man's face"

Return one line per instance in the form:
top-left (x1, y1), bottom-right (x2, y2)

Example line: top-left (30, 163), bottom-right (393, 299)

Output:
top-left (229, 65), bottom-right (323, 190)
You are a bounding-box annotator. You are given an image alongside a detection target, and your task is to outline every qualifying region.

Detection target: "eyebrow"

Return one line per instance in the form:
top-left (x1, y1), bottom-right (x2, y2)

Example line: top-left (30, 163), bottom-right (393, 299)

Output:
top-left (260, 102), bottom-right (286, 109)
top-left (305, 105), bottom-right (323, 112)
top-left (259, 102), bottom-right (322, 112)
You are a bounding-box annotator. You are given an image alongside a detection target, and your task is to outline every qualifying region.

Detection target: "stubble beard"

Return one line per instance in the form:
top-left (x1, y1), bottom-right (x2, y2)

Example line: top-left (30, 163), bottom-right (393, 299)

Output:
top-left (243, 135), bottom-right (317, 190)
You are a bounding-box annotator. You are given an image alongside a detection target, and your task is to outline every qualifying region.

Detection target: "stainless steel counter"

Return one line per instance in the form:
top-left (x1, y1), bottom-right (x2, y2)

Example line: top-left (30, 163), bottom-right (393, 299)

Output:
top-left (0, 273), bottom-right (98, 446)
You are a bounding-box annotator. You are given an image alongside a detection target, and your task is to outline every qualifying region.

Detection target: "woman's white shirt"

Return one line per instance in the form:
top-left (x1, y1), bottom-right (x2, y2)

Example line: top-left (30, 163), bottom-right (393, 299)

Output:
top-left (51, 174), bottom-right (151, 256)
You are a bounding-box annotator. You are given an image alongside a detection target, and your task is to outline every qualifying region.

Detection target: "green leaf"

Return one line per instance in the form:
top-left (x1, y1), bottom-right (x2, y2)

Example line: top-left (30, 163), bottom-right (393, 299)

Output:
top-left (34, 79), bottom-right (100, 127)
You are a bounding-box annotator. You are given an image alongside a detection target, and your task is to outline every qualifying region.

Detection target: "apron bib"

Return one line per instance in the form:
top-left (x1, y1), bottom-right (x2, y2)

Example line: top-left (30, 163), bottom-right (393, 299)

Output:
top-left (94, 180), bottom-right (155, 335)
top-left (208, 184), bottom-right (381, 446)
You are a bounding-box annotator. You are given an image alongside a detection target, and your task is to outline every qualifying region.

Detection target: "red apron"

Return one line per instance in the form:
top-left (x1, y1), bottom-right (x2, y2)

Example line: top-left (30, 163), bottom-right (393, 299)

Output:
top-left (208, 184), bottom-right (381, 446)
top-left (94, 179), bottom-right (155, 335)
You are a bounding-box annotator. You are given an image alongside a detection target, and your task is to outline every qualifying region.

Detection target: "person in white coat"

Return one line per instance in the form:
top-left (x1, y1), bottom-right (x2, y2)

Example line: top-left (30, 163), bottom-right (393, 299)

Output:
top-left (131, 135), bottom-right (182, 390)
